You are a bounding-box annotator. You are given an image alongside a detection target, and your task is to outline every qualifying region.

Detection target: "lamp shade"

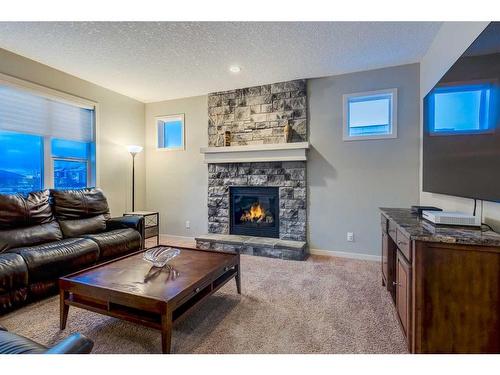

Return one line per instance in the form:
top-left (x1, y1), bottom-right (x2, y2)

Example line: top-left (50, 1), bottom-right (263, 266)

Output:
top-left (127, 145), bottom-right (143, 155)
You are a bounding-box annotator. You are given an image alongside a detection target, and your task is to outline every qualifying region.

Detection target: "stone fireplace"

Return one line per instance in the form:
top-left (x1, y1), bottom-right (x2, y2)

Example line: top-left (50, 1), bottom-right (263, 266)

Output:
top-left (206, 161), bottom-right (306, 242)
top-left (196, 79), bottom-right (309, 260)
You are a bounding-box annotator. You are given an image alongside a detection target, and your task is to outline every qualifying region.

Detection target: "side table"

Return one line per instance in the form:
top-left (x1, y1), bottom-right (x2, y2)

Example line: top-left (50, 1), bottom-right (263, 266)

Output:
top-left (123, 211), bottom-right (159, 248)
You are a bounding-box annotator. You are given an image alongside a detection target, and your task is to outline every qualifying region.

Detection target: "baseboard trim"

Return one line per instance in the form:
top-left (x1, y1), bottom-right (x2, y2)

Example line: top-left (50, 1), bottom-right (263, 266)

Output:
top-left (159, 234), bottom-right (195, 241)
top-left (159, 235), bottom-right (379, 262)
top-left (309, 248), bottom-right (379, 262)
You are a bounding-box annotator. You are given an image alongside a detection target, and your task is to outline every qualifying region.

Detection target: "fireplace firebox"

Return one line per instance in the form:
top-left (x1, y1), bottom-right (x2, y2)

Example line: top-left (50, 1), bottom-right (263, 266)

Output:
top-left (229, 186), bottom-right (279, 238)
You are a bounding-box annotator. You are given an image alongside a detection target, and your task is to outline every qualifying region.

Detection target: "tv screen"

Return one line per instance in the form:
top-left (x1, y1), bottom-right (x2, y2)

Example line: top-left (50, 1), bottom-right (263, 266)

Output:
top-left (423, 22), bottom-right (500, 202)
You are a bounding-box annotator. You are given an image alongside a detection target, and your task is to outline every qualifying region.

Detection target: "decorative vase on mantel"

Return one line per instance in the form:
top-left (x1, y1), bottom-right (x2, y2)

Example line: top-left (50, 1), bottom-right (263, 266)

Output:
top-left (224, 130), bottom-right (231, 147)
top-left (283, 120), bottom-right (292, 143)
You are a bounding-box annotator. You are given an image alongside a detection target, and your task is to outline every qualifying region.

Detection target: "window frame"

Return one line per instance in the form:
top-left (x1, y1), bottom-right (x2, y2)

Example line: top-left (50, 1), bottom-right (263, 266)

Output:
top-left (156, 114), bottom-right (185, 151)
top-left (0, 72), bottom-right (99, 190)
top-left (342, 88), bottom-right (398, 141)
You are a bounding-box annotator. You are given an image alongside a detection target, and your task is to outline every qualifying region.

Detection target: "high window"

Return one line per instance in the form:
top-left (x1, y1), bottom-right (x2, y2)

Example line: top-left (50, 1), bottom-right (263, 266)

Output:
top-left (0, 77), bottom-right (96, 194)
top-left (343, 88), bottom-right (397, 141)
top-left (157, 114), bottom-right (185, 150)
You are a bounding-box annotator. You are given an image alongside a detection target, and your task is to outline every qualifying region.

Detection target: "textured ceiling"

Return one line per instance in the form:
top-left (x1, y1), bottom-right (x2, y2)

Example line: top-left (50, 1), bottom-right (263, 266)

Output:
top-left (0, 22), bottom-right (442, 103)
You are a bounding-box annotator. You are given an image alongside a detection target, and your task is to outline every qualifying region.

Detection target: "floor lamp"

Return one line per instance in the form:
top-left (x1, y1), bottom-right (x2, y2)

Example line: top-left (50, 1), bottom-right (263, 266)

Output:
top-left (127, 145), bottom-right (143, 212)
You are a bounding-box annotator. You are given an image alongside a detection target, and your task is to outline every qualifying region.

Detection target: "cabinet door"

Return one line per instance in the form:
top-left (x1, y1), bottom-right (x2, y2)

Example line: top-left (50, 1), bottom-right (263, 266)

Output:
top-left (396, 252), bottom-right (411, 338)
top-left (381, 231), bottom-right (388, 285)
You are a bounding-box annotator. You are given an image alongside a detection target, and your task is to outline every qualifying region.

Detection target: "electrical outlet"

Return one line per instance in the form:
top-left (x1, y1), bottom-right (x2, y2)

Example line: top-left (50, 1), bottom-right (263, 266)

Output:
top-left (347, 232), bottom-right (354, 242)
top-left (185, 221), bottom-right (190, 229)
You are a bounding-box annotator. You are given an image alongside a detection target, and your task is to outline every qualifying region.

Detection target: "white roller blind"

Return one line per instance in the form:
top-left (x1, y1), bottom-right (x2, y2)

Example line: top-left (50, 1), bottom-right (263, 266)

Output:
top-left (348, 96), bottom-right (391, 128)
top-left (0, 85), bottom-right (94, 142)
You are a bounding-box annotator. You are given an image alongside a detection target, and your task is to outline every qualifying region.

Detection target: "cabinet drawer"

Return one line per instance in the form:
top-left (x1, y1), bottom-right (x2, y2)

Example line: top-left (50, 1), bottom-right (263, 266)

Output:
top-left (380, 215), bottom-right (388, 233)
top-left (388, 220), bottom-right (397, 242)
top-left (144, 226), bottom-right (159, 239)
top-left (396, 228), bottom-right (411, 262)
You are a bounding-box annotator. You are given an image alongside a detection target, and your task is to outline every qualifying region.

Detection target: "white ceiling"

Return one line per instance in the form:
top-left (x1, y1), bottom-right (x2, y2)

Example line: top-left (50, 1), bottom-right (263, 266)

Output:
top-left (0, 22), bottom-right (442, 103)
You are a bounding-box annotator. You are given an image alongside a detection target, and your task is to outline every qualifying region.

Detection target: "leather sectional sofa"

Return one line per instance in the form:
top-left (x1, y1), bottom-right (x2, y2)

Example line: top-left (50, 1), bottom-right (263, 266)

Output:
top-left (0, 323), bottom-right (93, 354)
top-left (0, 188), bottom-right (144, 315)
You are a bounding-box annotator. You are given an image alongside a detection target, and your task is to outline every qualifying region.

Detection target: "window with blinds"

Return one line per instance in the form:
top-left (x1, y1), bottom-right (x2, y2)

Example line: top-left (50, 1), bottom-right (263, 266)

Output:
top-left (0, 83), bottom-right (96, 194)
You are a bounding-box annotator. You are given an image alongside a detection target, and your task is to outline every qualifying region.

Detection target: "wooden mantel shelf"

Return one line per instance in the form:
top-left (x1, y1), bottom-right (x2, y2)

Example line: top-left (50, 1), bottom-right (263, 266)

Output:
top-left (199, 142), bottom-right (310, 164)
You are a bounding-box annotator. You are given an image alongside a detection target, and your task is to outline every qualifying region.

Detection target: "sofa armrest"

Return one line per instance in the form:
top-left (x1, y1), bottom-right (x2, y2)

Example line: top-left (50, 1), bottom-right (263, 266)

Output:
top-left (45, 333), bottom-right (94, 354)
top-left (106, 216), bottom-right (144, 233)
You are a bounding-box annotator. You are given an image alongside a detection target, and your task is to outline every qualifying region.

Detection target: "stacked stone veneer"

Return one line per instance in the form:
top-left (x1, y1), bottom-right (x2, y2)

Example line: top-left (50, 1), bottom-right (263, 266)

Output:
top-left (207, 161), bottom-right (306, 242)
top-left (199, 79), bottom-right (309, 260)
top-left (208, 79), bottom-right (307, 146)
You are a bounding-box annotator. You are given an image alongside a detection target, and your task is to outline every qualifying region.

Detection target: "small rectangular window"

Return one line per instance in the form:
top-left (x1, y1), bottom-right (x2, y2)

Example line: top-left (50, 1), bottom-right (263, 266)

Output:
top-left (157, 114), bottom-right (185, 150)
top-left (343, 89), bottom-right (397, 141)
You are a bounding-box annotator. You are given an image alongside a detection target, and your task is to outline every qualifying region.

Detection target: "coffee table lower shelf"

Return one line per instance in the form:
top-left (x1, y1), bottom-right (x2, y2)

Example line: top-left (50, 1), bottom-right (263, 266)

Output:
top-left (59, 249), bottom-right (241, 354)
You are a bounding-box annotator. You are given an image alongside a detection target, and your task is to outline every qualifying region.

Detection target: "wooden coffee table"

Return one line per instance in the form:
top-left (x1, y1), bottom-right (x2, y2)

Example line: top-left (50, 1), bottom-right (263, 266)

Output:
top-left (59, 246), bottom-right (241, 353)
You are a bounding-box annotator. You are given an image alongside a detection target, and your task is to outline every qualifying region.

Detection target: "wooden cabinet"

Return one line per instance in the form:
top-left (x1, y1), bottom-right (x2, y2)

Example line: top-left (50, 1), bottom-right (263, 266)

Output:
top-left (380, 213), bottom-right (414, 348)
top-left (396, 251), bottom-right (411, 340)
top-left (381, 231), bottom-right (388, 285)
top-left (380, 209), bottom-right (500, 353)
top-left (412, 241), bottom-right (500, 353)
top-left (380, 214), bottom-right (398, 304)
top-left (388, 220), bottom-right (397, 242)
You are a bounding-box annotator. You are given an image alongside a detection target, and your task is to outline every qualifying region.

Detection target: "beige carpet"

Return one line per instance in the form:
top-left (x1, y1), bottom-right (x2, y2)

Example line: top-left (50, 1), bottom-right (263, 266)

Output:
top-left (0, 254), bottom-right (407, 354)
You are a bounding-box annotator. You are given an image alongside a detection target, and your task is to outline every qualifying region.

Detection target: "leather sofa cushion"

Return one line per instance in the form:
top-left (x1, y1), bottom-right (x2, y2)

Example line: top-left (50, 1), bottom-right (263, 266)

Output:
top-left (0, 330), bottom-right (46, 354)
top-left (50, 188), bottom-right (110, 221)
top-left (0, 253), bottom-right (28, 294)
top-left (0, 288), bottom-right (28, 315)
top-left (28, 279), bottom-right (58, 300)
top-left (0, 221), bottom-right (63, 253)
top-left (83, 228), bottom-right (141, 261)
top-left (59, 214), bottom-right (107, 238)
top-left (0, 190), bottom-right (53, 230)
top-left (8, 238), bottom-right (99, 282)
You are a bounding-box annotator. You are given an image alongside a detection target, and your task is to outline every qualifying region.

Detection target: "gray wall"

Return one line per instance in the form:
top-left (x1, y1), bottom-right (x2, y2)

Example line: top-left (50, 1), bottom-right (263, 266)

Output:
top-left (307, 63), bottom-right (420, 256)
top-left (418, 22), bottom-right (500, 231)
top-left (145, 95), bottom-right (208, 236)
top-left (0, 48), bottom-right (146, 216)
top-left (146, 64), bottom-right (421, 258)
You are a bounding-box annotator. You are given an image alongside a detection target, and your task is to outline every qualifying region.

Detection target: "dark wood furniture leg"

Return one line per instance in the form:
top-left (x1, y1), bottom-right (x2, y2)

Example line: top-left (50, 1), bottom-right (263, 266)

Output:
top-left (235, 264), bottom-right (241, 294)
top-left (161, 309), bottom-right (173, 354)
top-left (60, 290), bottom-right (69, 330)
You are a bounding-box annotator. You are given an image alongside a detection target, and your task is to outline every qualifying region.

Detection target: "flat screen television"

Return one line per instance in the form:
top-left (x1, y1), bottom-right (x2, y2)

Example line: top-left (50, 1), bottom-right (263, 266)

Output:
top-left (423, 22), bottom-right (500, 202)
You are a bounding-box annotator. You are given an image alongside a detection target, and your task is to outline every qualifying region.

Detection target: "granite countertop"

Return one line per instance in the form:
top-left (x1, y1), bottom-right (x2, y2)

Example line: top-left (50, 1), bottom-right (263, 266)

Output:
top-left (380, 208), bottom-right (500, 247)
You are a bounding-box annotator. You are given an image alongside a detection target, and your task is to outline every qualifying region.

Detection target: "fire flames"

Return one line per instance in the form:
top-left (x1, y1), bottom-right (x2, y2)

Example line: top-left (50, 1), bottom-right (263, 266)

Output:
top-left (240, 202), bottom-right (269, 223)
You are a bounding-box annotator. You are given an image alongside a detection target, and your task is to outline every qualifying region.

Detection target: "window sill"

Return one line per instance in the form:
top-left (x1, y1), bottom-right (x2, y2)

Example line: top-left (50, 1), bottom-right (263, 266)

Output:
top-left (343, 133), bottom-right (398, 141)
